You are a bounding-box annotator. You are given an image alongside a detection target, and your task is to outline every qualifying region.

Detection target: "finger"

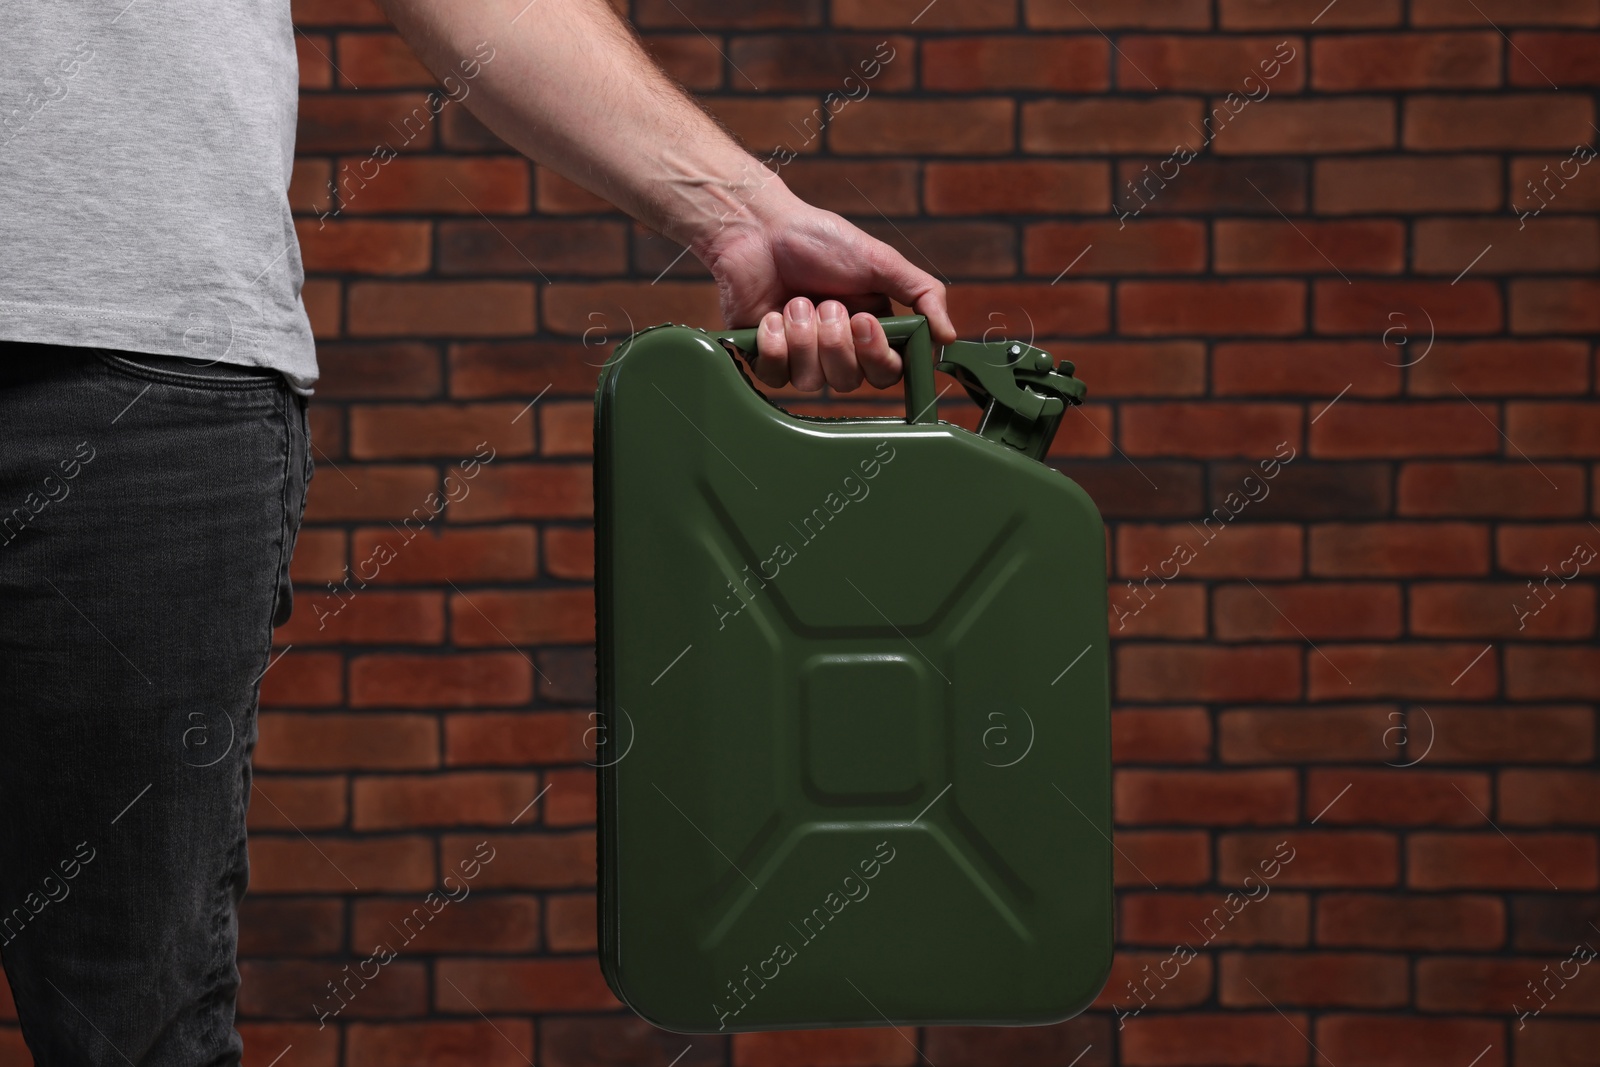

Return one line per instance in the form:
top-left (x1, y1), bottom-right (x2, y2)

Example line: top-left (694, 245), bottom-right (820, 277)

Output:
top-left (863, 239), bottom-right (958, 345)
top-left (851, 313), bottom-right (901, 390)
top-left (816, 300), bottom-right (862, 393)
top-left (841, 293), bottom-right (893, 318)
top-left (784, 297), bottom-right (822, 391)
top-left (752, 311), bottom-right (790, 388)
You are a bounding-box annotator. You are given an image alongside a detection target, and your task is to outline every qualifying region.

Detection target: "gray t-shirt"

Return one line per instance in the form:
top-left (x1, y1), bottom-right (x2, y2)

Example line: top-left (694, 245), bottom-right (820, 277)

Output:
top-left (0, 0), bottom-right (317, 393)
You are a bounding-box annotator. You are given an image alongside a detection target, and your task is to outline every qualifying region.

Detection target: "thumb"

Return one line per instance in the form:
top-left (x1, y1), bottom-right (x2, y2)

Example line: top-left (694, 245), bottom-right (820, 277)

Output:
top-left (863, 240), bottom-right (957, 345)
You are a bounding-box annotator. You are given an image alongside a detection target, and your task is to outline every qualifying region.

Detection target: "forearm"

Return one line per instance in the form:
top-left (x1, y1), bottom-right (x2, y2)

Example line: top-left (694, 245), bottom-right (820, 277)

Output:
top-left (376, 0), bottom-right (793, 256)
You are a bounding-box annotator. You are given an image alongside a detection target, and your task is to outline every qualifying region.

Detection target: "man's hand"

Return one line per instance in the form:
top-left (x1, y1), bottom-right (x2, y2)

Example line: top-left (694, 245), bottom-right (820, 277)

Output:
top-left (695, 189), bottom-right (957, 393)
top-left (378, 0), bottom-right (956, 393)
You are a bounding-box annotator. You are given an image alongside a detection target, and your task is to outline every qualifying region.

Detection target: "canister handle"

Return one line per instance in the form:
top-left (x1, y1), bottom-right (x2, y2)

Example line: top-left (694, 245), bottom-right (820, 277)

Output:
top-left (713, 314), bottom-right (938, 426)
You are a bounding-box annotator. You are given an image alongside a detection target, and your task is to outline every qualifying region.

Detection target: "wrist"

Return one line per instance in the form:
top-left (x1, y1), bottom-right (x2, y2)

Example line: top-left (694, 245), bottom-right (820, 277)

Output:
top-left (674, 155), bottom-right (801, 263)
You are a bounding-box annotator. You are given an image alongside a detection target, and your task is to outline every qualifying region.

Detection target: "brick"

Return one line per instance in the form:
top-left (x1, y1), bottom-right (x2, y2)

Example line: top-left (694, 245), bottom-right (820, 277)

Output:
top-left (1025, 220), bottom-right (1205, 276)
top-left (1310, 522), bottom-right (1489, 576)
top-left (533, 167), bottom-right (617, 214)
top-left (259, 651), bottom-right (344, 707)
top-left (1511, 31), bottom-right (1600, 85)
top-left (1218, 705), bottom-right (1396, 763)
top-left (349, 527), bottom-right (536, 584)
top-left (829, 98), bottom-right (1014, 155)
top-left (1309, 642), bottom-right (1499, 700)
top-left (859, 219), bottom-right (1016, 278)
top-left (1213, 341), bottom-right (1400, 396)
top-left (1308, 768), bottom-right (1492, 826)
top-left (237, 897), bottom-right (344, 956)
top-left (1029, 0), bottom-right (1212, 29)
top-left (346, 1021), bottom-right (535, 1067)
top-left (1512, 156), bottom-right (1600, 214)
top-left (296, 32), bottom-right (332, 88)
top-left (1426, 705), bottom-right (1596, 764)
top-left (1507, 402), bottom-right (1600, 456)
top-left (540, 767), bottom-right (595, 828)
top-left (1312, 402), bottom-right (1500, 458)
top-left (1223, 830), bottom-right (1398, 886)
top-left (1213, 97), bottom-right (1395, 155)
top-left (635, 0), bottom-right (820, 27)
top-left (1215, 219), bottom-right (1403, 274)
top-left (542, 1018), bottom-right (723, 1067)
top-left (924, 35), bottom-right (1108, 91)
top-left (1512, 279), bottom-right (1600, 334)
top-left (446, 833), bottom-right (594, 889)
top-left (1219, 0), bottom-right (1401, 28)
top-left (541, 281), bottom-right (720, 336)
top-left (1517, 1022), bottom-right (1600, 1067)
top-left (1316, 1016), bottom-right (1505, 1067)
top-left (1110, 581), bottom-right (1207, 638)
top-left (315, 343), bottom-right (441, 399)
top-left (1316, 893), bottom-right (1504, 950)
top-left (1316, 280), bottom-right (1502, 336)
top-left (733, 1030), bottom-right (917, 1067)
top-left (537, 647), bottom-right (597, 703)
top-left (781, 158), bottom-right (919, 215)
top-left (1408, 340), bottom-right (1592, 396)
top-left (925, 162), bottom-right (1110, 216)
top-left (1120, 892), bottom-right (1310, 947)
top-left (335, 32), bottom-right (433, 87)
top-left (290, 0), bottom-right (385, 24)
top-left (1220, 951), bottom-right (1407, 1008)
top-left (1413, 581), bottom-right (1595, 639)
top-left (247, 776), bottom-right (348, 832)
top-left (1214, 582), bottom-right (1402, 640)
top-left (1058, 342), bottom-right (1206, 397)
top-left (1094, 950), bottom-right (1213, 1012)
top-left (643, 34), bottom-right (723, 90)
top-left (449, 340), bottom-right (602, 399)
top-left (1501, 770), bottom-right (1600, 825)
top-left (1204, 462), bottom-right (1390, 520)
top-left (1511, 895), bottom-right (1600, 951)
top-left (540, 403), bottom-right (593, 457)
top-left (240, 959), bottom-right (428, 1017)
top-left (545, 893), bottom-right (598, 953)
top-left (1118, 523), bottom-right (1303, 579)
top-left (1116, 769), bottom-right (1297, 826)
top-left (301, 279), bottom-right (341, 338)
top-left (1119, 1014), bottom-right (1307, 1066)
top-left (1118, 645), bottom-right (1302, 703)
top-left (544, 527), bottom-right (595, 581)
top-left (1398, 462), bottom-right (1586, 518)
top-left (1313, 32), bottom-right (1500, 89)
top-left (249, 835), bottom-right (434, 893)
top-left (257, 713), bottom-right (437, 770)
top-left (350, 897), bottom-right (541, 956)
top-left (1119, 158), bottom-right (1308, 215)
top-left (348, 282), bottom-right (535, 337)
top-left (297, 93), bottom-right (436, 153)
top-left (279, 590), bottom-right (443, 645)
top-left (439, 106), bottom-right (508, 152)
top-left (707, 96), bottom-right (837, 155)
top-left (289, 529), bottom-right (346, 585)
top-left (445, 711), bottom-right (595, 766)
top-left (1418, 957), bottom-right (1600, 1013)
top-left (347, 403), bottom-right (531, 461)
top-left (437, 218), bottom-right (627, 276)
top-left (1508, 646), bottom-right (1600, 700)
top-left (1116, 830), bottom-right (1213, 886)
top-left (439, 463), bottom-right (592, 521)
top-left (296, 219), bottom-right (430, 275)
top-left (1122, 402), bottom-right (1301, 458)
top-left (1415, 217), bottom-right (1600, 275)
top-left (352, 771), bottom-right (537, 829)
top-left (1411, 0), bottom-right (1600, 26)
top-left (1120, 281), bottom-right (1304, 336)
top-left (1315, 155), bottom-right (1501, 214)
top-left (834, 0), bottom-right (1012, 27)
top-left (1407, 94), bottom-right (1596, 150)
top-left (946, 282), bottom-right (1110, 336)
top-left (348, 652), bottom-right (531, 708)
top-left (337, 157), bottom-right (529, 215)
top-left (1409, 833), bottom-right (1599, 889)
top-left (1056, 461), bottom-right (1206, 520)
top-left (923, 1018), bottom-right (1111, 1067)
top-left (1023, 99), bottom-right (1202, 154)
top-left (435, 958), bottom-right (620, 1013)
top-left (449, 589), bottom-right (593, 646)
top-left (290, 158), bottom-right (333, 214)
top-left (1496, 524), bottom-right (1600, 575)
top-left (1114, 707), bottom-right (1212, 764)
top-left (724, 35), bottom-right (912, 91)
top-left (1117, 35), bottom-right (1305, 92)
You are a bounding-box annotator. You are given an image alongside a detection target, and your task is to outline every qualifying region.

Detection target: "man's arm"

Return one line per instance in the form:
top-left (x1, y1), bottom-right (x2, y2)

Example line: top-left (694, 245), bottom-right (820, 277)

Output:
top-left (376, 0), bottom-right (956, 392)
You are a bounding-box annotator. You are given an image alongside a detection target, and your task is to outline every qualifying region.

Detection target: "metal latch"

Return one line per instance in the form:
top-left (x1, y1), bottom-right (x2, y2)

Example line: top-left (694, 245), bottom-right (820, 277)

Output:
top-left (937, 340), bottom-right (1087, 461)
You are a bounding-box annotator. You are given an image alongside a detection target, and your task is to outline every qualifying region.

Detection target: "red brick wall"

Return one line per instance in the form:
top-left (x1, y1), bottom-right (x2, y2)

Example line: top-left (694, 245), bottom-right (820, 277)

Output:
top-left (6, 0), bottom-right (1597, 1064)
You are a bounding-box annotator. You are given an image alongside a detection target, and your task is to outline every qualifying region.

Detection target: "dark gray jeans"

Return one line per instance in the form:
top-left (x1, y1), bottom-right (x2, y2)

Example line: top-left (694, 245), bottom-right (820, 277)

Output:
top-left (0, 343), bottom-right (310, 1066)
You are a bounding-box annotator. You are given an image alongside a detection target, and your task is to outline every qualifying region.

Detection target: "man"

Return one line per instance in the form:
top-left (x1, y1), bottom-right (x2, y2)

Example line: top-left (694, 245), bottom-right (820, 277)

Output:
top-left (0, 0), bottom-right (954, 1061)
